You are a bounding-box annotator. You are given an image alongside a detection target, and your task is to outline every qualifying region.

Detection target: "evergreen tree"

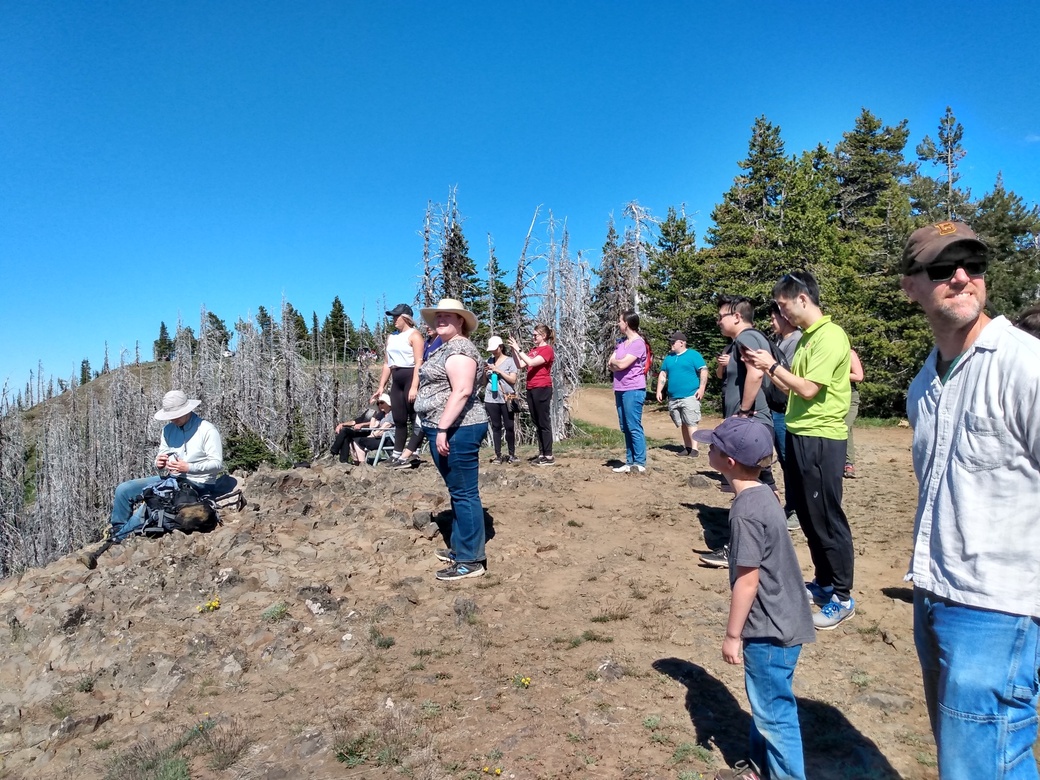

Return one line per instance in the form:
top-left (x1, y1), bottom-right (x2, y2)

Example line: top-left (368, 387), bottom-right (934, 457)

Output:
top-left (322, 296), bottom-right (349, 359)
top-left (203, 312), bottom-right (232, 351)
top-left (973, 173), bottom-right (1040, 316)
top-left (485, 243), bottom-right (516, 340)
top-left (80, 359), bottom-right (91, 386)
top-left (915, 106), bottom-right (969, 221)
top-left (590, 218), bottom-right (628, 378)
top-left (153, 321), bottom-right (173, 361)
top-left (640, 207), bottom-right (700, 355)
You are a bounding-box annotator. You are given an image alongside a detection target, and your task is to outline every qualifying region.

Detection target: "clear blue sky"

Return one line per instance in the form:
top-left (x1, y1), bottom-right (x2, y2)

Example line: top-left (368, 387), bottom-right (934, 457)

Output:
top-left (3, 1), bottom-right (1039, 391)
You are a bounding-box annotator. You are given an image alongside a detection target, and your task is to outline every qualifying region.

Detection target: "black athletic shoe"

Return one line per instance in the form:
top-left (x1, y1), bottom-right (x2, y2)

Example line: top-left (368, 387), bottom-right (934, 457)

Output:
top-left (699, 545), bottom-right (729, 568)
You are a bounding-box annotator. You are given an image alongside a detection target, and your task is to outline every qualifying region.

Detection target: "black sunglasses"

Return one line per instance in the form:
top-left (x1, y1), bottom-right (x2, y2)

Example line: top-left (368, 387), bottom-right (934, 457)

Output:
top-left (912, 257), bottom-right (988, 282)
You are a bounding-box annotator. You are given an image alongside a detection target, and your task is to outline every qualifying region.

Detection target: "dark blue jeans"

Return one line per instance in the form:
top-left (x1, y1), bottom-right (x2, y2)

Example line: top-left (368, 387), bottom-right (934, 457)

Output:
top-left (423, 423), bottom-right (488, 564)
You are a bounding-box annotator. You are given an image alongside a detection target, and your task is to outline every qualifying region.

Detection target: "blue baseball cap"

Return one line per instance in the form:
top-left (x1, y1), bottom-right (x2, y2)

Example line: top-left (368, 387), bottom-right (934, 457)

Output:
top-left (693, 417), bottom-right (774, 468)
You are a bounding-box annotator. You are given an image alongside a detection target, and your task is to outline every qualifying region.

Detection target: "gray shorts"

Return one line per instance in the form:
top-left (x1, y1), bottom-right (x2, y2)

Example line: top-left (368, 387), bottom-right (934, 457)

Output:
top-left (668, 396), bottom-right (701, 427)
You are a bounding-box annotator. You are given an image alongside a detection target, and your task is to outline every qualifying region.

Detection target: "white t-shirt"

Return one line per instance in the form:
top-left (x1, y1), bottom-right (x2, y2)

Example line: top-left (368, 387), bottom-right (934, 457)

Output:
top-left (386, 328), bottom-right (417, 367)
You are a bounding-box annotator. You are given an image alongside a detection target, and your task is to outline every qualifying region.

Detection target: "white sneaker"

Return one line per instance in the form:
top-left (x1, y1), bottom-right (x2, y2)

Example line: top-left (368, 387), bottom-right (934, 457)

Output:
top-left (612, 464), bottom-right (631, 473)
top-left (633, 465), bottom-right (646, 473)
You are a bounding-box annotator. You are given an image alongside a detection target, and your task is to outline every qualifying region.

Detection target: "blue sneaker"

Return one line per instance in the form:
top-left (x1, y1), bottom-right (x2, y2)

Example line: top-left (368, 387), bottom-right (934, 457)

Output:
top-left (813, 595), bottom-right (855, 630)
top-left (805, 579), bottom-right (833, 607)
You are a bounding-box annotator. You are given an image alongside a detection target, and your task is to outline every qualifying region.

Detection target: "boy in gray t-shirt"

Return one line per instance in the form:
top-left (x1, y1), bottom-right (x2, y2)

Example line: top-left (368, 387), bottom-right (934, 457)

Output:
top-left (694, 417), bottom-right (815, 780)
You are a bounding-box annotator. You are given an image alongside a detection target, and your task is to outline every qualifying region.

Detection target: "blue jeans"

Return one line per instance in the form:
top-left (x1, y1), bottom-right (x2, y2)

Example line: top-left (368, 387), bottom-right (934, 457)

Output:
top-left (423, 423), bottom-right (488, 565)
top-left (914, 589), bottom-right (1040, 780)
top-left (109, 474), bottom-right (237, 541)
top-left (771, 411), bottom-right (787, 467)
top-left (614, 390), bottom-right (646, 466)
top-left (743, 640), bottom-right (806, 780)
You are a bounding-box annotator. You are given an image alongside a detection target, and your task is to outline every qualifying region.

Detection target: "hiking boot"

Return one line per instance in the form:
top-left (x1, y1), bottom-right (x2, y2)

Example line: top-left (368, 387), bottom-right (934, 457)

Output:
top-left (612, 464), bottom-right (631, 473)
top-left (436, 561), bottom-right (486, 581)
top-left (714, 759), bottom-right (761, 780)
top-left (814, 595), bottom-right (856, 630)
top-left (805, 579), bottom-right (833, 607)
top-left (844, 463), bottom-right (857, 479)
top-left (699, 545), bottom-right (729, 568)
top-left (536, 456), bottom-right (556, 467)
top-left (435, 549), bottom-right (455, 563)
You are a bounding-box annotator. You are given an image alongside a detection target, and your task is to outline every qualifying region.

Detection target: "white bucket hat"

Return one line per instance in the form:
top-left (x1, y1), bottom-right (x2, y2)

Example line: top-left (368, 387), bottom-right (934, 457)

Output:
top-left (154, 390), bottom-right (202, 421)
top-left (420, 298), bottom-right (478, 334)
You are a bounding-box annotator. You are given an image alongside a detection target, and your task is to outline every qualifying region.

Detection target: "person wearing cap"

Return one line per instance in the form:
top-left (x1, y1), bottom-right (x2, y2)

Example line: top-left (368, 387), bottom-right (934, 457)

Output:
top-left (107, 390), bottom-right (233, 542)
top-left (413, 298), bottom-right (490, 581)
top-left (899, 221), bottom-right (1040, 779)
top-left (483, 335), bottom-right (519, 464)
top-left (655, 330), bottom-right (708, 457)
top-left (330, 394), bottom-right (393, 464)
top-left (371, 303), bottom-right (425, 469)
top-left (693, 417), bottom-right (814, 780)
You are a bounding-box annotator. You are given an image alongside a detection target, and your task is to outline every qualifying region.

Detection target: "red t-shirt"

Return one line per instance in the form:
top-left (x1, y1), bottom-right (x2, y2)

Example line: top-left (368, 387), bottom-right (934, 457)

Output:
top-left (526, 345), bottom-right (554, 388)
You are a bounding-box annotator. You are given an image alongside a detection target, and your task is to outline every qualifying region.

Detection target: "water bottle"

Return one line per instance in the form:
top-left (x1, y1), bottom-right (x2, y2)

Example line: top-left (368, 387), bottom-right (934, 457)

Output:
top-left (490, 370), bottom-right (499, 395)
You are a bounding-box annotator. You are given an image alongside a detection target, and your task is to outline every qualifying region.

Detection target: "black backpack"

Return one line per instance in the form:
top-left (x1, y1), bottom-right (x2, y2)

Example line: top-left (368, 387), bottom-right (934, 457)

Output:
top-left (134, 477), bottom-right (221, 537)
top-left (746, 329), bottom-right (791, 414)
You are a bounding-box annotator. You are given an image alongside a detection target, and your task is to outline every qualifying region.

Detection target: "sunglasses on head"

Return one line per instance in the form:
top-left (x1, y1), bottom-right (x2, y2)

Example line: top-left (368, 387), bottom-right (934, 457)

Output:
top-left (912, 257), bottom-right (988, 282)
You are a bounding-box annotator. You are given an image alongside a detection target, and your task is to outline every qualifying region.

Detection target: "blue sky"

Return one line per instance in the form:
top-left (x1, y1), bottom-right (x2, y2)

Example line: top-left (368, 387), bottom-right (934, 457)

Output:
top-left (3, 1), bottom-right (1039, 391)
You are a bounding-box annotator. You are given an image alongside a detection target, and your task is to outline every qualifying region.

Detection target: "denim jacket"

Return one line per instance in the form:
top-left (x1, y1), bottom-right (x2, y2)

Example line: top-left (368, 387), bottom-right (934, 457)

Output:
top-left (906, 316), bottom-right (1040, 617)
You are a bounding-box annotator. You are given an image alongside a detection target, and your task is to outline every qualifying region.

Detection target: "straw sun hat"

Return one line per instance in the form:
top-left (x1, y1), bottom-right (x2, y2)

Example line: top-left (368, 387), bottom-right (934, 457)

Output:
top-left (154, 390), bottom-right (202, 421)
top-left (420, 298), bottom-right (478, 334)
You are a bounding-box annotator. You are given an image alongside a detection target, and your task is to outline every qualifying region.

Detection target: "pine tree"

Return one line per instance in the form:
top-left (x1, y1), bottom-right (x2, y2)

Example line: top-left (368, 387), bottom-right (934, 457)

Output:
top-left (80, 359), bottom-right (91, 386)
top-left (590, 218), bottom-right (629, 379)
top-left (640, 207), bottom-right (699, 350)
top-left (322, 296), bottom-right (348, 359)
top-left (154, 321), bottom-right (173, 361)
top-left (973, 173), bottom-right (1040, 316)
top-left (915, 106), bottom-right (969, 221)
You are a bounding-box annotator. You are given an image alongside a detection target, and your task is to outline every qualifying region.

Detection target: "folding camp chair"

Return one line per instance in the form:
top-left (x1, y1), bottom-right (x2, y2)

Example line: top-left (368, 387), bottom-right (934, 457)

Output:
top-left (367, 430), bottom-right (397, 466)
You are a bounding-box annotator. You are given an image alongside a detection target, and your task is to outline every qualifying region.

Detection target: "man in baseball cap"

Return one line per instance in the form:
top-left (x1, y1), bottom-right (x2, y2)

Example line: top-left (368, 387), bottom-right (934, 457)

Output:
top-left (901, 221), bottom-right (1040, 778)
top-left (656, 331), bottom-right (708, 457)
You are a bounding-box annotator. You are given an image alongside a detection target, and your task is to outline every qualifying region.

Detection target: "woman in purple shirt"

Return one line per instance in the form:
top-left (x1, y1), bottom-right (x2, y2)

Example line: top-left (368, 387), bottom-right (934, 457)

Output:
top-left (607, 310), bottom-right (648, 473)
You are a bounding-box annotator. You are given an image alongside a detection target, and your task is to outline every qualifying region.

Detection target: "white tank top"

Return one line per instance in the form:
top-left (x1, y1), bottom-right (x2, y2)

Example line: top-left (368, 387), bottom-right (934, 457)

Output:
top-left (386, 329), bottom-right (416, 367)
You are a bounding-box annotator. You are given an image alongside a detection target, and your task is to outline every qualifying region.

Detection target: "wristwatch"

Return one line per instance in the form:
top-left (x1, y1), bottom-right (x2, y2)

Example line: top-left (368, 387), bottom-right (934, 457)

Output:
top-left (768, 362), bottom-right (780, 376)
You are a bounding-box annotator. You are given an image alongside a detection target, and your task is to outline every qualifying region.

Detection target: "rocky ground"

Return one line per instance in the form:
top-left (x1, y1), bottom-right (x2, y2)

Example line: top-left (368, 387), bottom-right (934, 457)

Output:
top-left (0, 387), bottom-right (952, 779)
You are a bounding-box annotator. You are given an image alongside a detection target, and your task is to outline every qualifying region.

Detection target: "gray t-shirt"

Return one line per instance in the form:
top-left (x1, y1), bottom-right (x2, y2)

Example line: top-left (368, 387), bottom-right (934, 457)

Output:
top-left (778, 329), bottom-right (802, 365)
top-left (483, 355), bottom-right (518, 404)
top-left (722, 328), bottom-right (773, 426)
top-left (728, 484), bottom-right (816, 647)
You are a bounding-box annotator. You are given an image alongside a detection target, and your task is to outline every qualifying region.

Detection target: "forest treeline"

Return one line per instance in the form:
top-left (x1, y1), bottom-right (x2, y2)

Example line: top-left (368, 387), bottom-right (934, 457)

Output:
top-left (1, 106), bottom-right (1038, 576)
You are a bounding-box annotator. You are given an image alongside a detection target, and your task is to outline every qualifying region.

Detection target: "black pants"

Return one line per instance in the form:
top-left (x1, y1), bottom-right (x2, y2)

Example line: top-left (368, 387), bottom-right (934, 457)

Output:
top-left (527, 386), bottom-right (553, 457)
top-left (331, 428), bottom-right (364, 463)
top-left (786, 432), bottom-right (854, 601)
top-left (389, 366), bottom-right (423, 454)
top-left (485, 401), bottom-right (516, 457)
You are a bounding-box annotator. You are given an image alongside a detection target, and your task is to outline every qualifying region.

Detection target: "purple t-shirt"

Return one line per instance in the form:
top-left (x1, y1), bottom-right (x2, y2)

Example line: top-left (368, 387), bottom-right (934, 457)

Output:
top-left (612, 337), bottom-right (648, 391)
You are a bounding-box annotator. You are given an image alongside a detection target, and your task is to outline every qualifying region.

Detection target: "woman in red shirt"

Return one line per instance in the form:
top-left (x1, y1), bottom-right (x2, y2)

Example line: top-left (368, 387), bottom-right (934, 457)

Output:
top-left (509, 324), bottom-right (555, 466)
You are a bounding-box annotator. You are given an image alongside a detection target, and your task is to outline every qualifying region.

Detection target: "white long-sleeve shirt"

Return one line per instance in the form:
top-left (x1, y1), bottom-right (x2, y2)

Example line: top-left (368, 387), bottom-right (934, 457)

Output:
top-left (906, 316), bottom-right (1040, 617)
top-left (158, 413), bottom-right (225, 485)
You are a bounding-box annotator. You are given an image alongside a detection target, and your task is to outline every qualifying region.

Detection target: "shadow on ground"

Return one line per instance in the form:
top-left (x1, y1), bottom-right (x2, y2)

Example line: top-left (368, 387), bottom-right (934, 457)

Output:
top-left (653, 657), bottom-right (901, 779)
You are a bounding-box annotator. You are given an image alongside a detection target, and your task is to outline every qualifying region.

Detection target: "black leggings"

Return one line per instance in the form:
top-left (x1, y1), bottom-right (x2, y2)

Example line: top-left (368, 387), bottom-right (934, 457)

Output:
top-left (527, 386), bottom-right (554, 457)
top-left (485, 402), bottom-right (516, 457)
top-left (331, 428), bottom-right (363, 463)
top-left (389, 367), bottom-right (423, 454)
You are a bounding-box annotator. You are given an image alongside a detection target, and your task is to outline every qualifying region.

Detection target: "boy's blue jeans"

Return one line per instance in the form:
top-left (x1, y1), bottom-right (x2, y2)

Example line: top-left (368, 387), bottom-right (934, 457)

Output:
top-left (743, 640), bottom-right (806, 780)
top-left (614, 389), bottom-right (646, 466)
top-left (914, 588), bottom-right (1040, 780)
top-left (423, 423), bottom-right (488, 565)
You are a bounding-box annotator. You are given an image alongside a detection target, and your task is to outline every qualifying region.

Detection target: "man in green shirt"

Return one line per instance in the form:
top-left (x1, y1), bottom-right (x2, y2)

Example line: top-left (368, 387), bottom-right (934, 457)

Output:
top-left (743, 270), bottom-right (854, 630)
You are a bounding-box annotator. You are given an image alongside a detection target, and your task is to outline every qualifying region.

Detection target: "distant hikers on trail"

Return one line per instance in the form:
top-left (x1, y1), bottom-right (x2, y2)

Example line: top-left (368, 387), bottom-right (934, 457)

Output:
top-left (901, 221), bottom-right (1040, 779)
top-left (413, 298), bottom-right (490, 582)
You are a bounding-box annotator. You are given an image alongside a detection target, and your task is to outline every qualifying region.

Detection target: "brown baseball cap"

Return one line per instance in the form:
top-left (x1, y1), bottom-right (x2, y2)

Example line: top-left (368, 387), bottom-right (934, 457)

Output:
top-left (902, 221), bottom-right (987, 275)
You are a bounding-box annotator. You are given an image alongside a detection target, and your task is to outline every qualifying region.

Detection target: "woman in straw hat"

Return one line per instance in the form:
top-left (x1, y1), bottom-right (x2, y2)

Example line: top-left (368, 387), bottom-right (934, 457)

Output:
top-left (414, 298), bottom-right (490, 581)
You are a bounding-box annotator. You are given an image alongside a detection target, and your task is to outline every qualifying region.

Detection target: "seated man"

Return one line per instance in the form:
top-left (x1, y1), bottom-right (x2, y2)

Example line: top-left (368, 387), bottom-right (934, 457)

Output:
top-left (108, 390), bottom-right (236, 542)
top-left (330, 394), bottom-right (392, 463)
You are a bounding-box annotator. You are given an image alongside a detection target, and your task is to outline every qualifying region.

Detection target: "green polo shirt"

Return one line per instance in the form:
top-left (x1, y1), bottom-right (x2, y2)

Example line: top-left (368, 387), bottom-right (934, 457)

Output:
top-left (785, 315), bottom-right (851, 440)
